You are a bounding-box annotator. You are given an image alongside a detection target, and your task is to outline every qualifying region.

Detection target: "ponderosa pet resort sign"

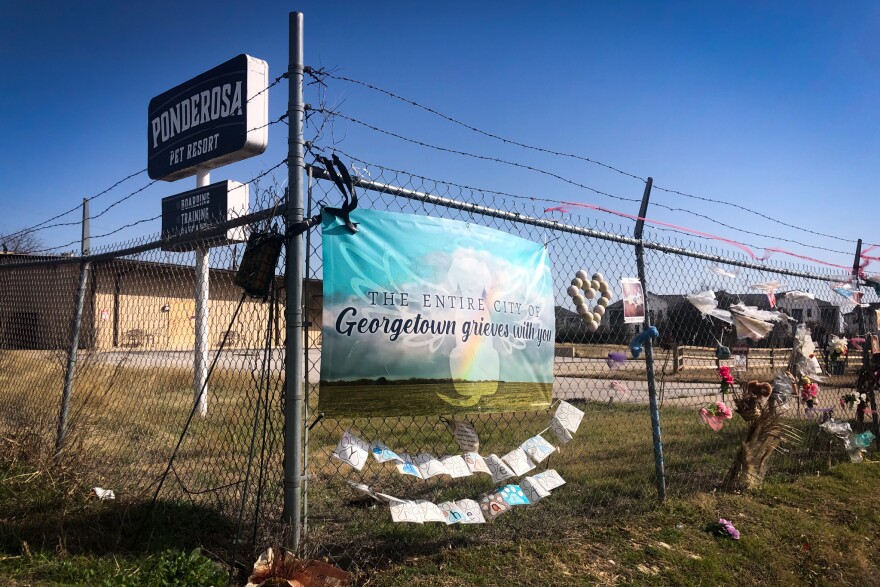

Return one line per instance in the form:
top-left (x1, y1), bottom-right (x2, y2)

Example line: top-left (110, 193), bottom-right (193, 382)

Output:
top-left (148, 54), bottom-right (269, 181)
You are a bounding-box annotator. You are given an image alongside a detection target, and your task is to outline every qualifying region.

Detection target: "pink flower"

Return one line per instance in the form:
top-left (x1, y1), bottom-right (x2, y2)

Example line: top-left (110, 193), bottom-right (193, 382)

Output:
top-left (800, 383), bottom-right (819, 402)
top-left (718, 366), bottom-right (734, 384)
top-left (715, 401), bottom-right (733, 419)
top-left (700, 401), bottom-right (733, 430)
top-left (700, 408), bottom-right (726, 431)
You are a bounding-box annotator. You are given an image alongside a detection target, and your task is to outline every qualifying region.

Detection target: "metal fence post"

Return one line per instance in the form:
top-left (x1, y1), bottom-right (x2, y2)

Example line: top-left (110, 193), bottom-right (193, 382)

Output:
top-left (633, 177), bottom-right (666, 501)
top-left (56, 198), bottom-right (91, 454)
top-left (853, 239), bottom-right (879, 438)
top-left (283, 10), bottom-right (305, 549)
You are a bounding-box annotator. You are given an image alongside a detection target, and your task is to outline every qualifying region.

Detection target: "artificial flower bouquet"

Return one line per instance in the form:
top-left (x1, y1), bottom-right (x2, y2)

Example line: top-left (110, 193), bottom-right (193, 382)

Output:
top-left (700, 400), bottom-right (734, 431)
top-left (800, 377), bottom-right (819, 408)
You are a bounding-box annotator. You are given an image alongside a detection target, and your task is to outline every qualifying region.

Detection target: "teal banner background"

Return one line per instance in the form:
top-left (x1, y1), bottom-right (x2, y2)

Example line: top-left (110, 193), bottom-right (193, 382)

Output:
top-left (320, 208), bottom-right (555, 416)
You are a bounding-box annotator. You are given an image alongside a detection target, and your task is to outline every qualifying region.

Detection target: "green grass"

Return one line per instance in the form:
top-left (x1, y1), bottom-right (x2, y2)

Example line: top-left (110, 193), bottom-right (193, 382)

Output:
top-left (318, 380), bottom-right (553, 417)
top-left (1, 348), bottom-right (876, 585)
top-left (0, 548), bottom-right (227, 587)
top-left (367, 463), bottom-right (880, 586)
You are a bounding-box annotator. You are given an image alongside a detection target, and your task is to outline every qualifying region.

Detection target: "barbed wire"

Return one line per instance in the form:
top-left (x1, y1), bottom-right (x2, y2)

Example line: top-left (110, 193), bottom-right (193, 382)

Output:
top-left (314, 114), bottom-right (852, 257)
top-left (249, 113), bottom-right (288, 134)
top-left (325, 148), bottom-right (855, 272)
top-left (317, 108), bottom-right (640, 205)
top-left (4, 79), bottom-right (288, 246)
top-left (28, 159), bottom-right (288, 255)
top-left (651, 182), bottom-right (855, 244)
top-left (307, 68), bottom-right (647, 183)
top-left (309, 69), bottom-right (861, 248)
top-left (90, 179), bottom-right (161, 222)
top-left (31, 215), bottom-right (162, 254)
top-left (2, 169), bottom-right (148, 242)
top-left (247, 73), bottom-right (287, 104)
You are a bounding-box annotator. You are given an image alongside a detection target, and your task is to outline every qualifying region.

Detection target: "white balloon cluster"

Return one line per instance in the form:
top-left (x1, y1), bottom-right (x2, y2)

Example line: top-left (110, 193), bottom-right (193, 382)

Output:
top-left (567, 270), bottom-right (612, 332)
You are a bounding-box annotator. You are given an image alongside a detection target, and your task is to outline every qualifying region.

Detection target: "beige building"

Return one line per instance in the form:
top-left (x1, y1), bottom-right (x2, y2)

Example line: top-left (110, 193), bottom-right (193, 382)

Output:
top-left (0, 253), bottom-right (322, 351)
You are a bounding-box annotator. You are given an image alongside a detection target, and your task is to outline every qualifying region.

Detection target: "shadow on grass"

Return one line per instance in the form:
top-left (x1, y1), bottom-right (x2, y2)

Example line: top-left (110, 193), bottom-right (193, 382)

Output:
top-left (0, 492), bottom-right (236, 559)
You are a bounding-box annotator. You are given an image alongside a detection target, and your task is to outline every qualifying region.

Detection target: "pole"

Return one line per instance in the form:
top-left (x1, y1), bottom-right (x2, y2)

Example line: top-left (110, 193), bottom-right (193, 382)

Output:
top-left (194, 167), bottom-right (210, 417)
top-left (283, 10), bottom-right (305, 549)
top-left (852, 239), bottom-right (878, 437)
top-left (633, 177), bottom-right (666, 501)
top-left (56, 199), bottom-right (91, 454)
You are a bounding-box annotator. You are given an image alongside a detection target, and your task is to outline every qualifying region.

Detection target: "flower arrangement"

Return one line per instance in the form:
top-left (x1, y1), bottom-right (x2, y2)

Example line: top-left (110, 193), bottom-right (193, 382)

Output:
top-left (718, 365), bottom-right (734, 397)
top-left (840, 393), bottom-right (858, 409)
top-left (700, 400), bottom-right (734, 431)
top-left (800, 377), bottom-right (819, 408)
top-left (828, 336), bottom-right (848, 374)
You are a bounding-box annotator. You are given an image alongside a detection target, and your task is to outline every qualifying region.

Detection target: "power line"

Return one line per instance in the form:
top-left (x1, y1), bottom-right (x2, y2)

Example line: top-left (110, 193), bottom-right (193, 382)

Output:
top-left (316, 114), bottom-right (852, 257)
top-left (310, 69), bottom-right (859, 247)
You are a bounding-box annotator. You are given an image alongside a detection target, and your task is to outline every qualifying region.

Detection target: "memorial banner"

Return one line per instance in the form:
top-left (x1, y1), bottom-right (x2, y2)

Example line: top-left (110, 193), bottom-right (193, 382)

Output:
top-left (320, 208), bottom-right (554, 416)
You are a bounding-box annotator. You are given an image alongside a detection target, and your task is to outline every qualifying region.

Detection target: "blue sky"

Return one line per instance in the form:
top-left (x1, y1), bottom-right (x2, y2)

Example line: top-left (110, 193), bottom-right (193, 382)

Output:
top-left (1, 1), bottom-right (877, 270)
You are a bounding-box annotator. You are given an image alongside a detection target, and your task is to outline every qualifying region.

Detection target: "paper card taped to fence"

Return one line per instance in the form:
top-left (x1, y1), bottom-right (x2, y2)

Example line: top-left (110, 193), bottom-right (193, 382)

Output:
top-left (331, 430), bottom-right (370, 471)
top-left (620, 278), bottom-right (645, 324)
top-left (319, 208), bottom-right (555, 417)
top-left (520, 434), bottom-right (556, 463)
top-left (447, 419), bottom-right (480, 452)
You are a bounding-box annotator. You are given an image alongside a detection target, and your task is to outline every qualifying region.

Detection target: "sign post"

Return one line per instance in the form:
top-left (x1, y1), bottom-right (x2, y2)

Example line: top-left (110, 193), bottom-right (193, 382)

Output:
top-left (194, 168), bottom-right (210, 417)
top-left (150, 53), bottom-right (267, 417)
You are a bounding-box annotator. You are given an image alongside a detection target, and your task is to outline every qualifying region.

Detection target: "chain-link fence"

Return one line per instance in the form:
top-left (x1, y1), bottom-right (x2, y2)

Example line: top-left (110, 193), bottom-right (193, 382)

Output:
top-left (1, 158), bottom-right (877, 582)
top-left (301, 161), bottom-right (879, 576)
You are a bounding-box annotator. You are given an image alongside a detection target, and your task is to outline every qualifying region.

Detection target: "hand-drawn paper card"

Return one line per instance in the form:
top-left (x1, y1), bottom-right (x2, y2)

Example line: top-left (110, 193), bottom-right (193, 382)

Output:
top-left (520, 476), bottom-right (551, 503)
top-left (520, 435), bottom-right (556, 463)
top-left (463, 452), bottom-right (491, 475)
top-left (438, 501), bottom-right (468, 525)
top-left (554, 401), bottom-right (585, 434)
top-left (394, 454), bottom-right (423, 479)
top-left (414, 453), bottom-right (450, 479)
top-left (447, 419), bottom-right (480, 452)
top-left (501, 447), bottom-right (536, 477)
top-left (479, 491), bottom-right (510, 522)
top-left (370, 440), bottom-right (404, 464)
top-left (345, 480), bottom-right (379, 501)
top-left (440, 455), bottom-right (472, 478)
top-left (455, 499), bottom-right (486, 524)
top-left (331, 430), bottom-right (370, 471)
top-left (484, 454), bottom-right (515, 484)
top-left (549, 417), bottom-right (573, 444)
top-left (499, 484), bottom-right (531, 506)
top-left (390, 500), bottom-right (422, 524)
top-left (414, 500), bottom-right (447, 523)
top-left (533, 469), bottom-right (566, 491)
